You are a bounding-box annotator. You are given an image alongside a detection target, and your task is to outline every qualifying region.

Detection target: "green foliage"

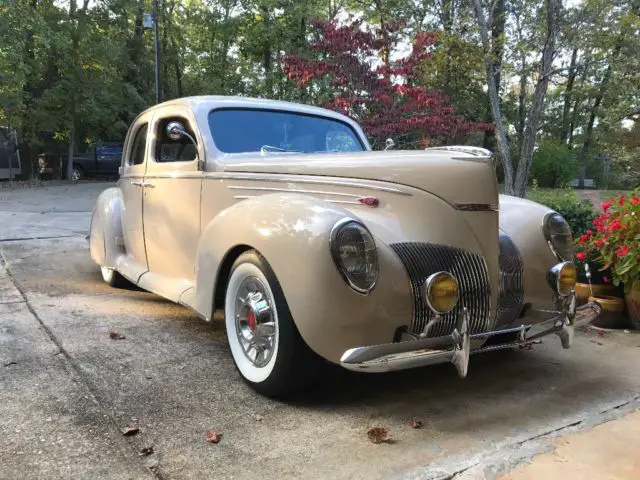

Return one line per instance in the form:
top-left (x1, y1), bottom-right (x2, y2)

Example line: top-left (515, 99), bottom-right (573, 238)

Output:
top-left (530, 140), bottom-right (579, 188)
top-left (526, 187), bottom-right (597, 236)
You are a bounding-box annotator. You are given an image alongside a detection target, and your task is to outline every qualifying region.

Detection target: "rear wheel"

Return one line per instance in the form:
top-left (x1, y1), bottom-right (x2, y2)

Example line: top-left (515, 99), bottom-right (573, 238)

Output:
top-left (224, 250), bottom-right (321, 398)
top-left (100, 266), bottom-right (131, 289)
top-left (70, 165), bottom-right (83, 183)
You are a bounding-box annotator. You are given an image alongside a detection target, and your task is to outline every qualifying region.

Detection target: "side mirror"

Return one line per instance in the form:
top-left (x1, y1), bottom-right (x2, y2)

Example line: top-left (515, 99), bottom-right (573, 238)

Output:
top-left (165, 121), bottom-right (204, 170)
top-left (166, 121), bottom-right (187, 141)
top-left (384, 138), bottom-right (395, 151)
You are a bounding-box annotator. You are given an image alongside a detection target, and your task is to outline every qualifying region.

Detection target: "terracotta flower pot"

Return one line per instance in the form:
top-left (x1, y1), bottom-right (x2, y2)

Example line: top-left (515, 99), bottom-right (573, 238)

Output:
top-left (625, 282), bottom-right (640, 330)
top-left (588, 294), bottom-right (629, 329)
top-left (575, 283), bottom-right (619, 305)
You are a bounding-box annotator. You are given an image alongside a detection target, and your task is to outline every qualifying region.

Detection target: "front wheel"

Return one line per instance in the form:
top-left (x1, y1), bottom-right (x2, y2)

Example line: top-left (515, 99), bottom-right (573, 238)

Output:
top-left (224, 251), bottom-right (321, 398)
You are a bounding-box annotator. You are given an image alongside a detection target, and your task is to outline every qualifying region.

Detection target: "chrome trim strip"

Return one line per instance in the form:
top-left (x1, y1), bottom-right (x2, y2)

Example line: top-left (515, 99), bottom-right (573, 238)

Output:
top-left (425, 146), bottom-right (493, 157)
top-left (228, 185), bottom-right (361, 198)
top-left (141, 173), bottom-right (203, 179)
top-left (208, 172), bottom-right (412, 195)
top-left (233, 194), bottom-right (361, 205)
top-left (454, 203), bottom-right (499, 212)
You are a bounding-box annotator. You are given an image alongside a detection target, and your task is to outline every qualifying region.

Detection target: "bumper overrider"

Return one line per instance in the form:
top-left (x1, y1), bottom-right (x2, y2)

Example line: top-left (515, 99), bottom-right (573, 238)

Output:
top-left (340, 288), bottom-right (602, 377)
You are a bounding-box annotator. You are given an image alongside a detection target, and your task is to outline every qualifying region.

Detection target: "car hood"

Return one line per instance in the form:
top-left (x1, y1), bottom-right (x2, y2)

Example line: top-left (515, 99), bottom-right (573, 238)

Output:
top-left (221, 150), bottom-right (499, 207)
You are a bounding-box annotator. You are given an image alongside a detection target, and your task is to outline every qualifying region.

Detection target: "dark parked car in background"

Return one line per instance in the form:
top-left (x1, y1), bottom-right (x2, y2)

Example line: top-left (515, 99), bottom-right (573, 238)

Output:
top-left (38, 142), bottom-right (123, 182)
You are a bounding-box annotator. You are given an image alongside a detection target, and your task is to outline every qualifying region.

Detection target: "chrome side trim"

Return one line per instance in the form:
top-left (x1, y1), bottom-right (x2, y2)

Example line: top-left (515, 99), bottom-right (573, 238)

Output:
top-left (233, 194), bottom-right (361, 205)
top-left (208, 172), bottom-right (412, 195)
top-left (143, 173), bottom-right (203, 179)
top-left (228, 185), bottom-right (361, 198)
top-left (454, 203), bottom-right (499, 212)
top-left (425, 146), bottom-right (493, 157)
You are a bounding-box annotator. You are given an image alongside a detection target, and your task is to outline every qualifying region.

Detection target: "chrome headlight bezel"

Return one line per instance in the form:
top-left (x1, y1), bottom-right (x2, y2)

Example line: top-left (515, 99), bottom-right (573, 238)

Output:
top-left (542, 212), bottom-right (575, 261)
top-left (547, 261), bottom-right (577, 297)
top-left (329, 218), bottom-right (378, 295)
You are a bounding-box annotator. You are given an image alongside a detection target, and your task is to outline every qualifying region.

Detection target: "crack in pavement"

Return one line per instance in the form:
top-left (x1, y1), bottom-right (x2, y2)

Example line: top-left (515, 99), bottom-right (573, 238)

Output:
top-left (0, 249), bottom-right (162, 480)
top-left (0, 234), bottom-right (83, 243)
top-left (410, 393), bottom-right (640, 480)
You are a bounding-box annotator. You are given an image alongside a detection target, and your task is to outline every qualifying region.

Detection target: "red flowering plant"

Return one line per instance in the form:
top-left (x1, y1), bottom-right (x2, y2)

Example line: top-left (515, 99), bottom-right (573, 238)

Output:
top-left (577, 189), bottom-right (640, 291)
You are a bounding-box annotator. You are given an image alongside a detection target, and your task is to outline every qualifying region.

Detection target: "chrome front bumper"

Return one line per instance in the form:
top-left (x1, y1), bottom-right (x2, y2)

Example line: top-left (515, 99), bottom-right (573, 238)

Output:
top-left (339, 301), bottom-right (603, 376)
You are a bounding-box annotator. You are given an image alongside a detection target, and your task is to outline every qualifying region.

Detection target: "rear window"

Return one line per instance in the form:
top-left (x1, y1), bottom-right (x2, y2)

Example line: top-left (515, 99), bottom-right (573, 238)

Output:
top-left (208, 108), bottom-right (364, 154)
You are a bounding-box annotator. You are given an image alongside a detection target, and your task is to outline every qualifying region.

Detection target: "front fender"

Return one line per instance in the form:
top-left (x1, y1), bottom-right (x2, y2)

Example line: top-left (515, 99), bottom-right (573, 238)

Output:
top-left (499, 194), bottom-right (561, 310)
top-left (193, 193), bottom-right (413, 363)
top-left (89, 187), bottom-right (124, 268)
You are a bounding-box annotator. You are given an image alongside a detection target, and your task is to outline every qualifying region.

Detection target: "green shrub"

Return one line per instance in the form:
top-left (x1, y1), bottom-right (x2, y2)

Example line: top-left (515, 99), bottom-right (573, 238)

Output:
top-left (526, 187), bottom-right (596, 236)
top-left (530, 140), bottom-right (579, 188)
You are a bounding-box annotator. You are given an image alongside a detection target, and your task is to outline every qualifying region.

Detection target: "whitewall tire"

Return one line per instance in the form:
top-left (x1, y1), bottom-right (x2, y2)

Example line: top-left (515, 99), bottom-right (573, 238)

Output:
top-left (224, 250), bottom-right (322, 398)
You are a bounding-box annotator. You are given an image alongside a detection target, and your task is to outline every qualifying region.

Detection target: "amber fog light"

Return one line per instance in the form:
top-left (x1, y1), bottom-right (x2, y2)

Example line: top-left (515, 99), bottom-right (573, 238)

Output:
top-left (547, 262), bottom-right (577, 296)
top-left (423, 272), bottom-right (459, 314)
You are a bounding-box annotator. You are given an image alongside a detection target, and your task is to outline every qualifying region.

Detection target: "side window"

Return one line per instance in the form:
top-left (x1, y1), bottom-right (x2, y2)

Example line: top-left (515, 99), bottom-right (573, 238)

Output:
top-left (129, 123), bottom-right (148, 166)
top-left (155, 116), bottom-right (198, 163)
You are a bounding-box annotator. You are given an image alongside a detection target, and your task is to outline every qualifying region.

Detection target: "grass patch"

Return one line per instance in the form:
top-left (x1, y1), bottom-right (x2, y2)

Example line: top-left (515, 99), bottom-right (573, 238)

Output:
top-left (525, 187), bottom-right (579, 204)
top-left (597, 190), bottom-right (632, 201)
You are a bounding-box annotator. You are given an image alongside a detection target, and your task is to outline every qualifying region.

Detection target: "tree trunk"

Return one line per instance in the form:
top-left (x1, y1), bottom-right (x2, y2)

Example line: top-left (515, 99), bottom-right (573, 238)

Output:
top-left (513, 0), bottom-right (560, 198)
top-left (481, 0), bottom-right (506, 159)
top-left (19, 0), bottom-right (39, 180)
top-left (66, 0), bottom-right (79, 183)
top-left (516, 56), bottom-right (527, 155)
top-left (559, 48), bottom-right (578, 144)
top-left (66, 127), bottom-right (75, 182)
top-left (578, 40), bottom-right (622, 188)
top-left (472, 0), bottom-right (513, 193)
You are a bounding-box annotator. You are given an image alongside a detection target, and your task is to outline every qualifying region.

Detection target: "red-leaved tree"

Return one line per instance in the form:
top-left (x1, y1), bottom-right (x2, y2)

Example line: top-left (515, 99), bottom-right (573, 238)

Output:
top-left (284, 18), bottom-right (492, 149)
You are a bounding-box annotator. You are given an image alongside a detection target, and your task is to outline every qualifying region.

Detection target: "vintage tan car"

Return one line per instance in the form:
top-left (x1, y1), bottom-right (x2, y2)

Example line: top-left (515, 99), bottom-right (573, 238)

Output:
top-left (89, 96), bottom-right (602, 397)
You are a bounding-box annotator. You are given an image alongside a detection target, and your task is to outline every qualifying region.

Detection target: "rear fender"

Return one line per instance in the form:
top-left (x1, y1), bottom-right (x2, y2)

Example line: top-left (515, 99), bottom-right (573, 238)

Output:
top-left (89, 187), bottom-right (125, 268)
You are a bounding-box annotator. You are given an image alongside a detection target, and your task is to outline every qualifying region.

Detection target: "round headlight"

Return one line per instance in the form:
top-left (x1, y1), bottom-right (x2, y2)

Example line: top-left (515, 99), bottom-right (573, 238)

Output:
top-left (548, 261), bottom-right (577, 296)
top-left (330, 219), bottom-right (378, 294)
top-left (423, 272), bottom-right (459, 314)
top-left (543, 212), bottom-right (575, 261)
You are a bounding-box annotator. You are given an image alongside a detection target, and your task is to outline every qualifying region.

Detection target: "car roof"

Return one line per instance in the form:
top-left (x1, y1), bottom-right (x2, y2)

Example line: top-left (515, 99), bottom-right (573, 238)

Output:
top-left (138, 95), bottom-right (357, 125)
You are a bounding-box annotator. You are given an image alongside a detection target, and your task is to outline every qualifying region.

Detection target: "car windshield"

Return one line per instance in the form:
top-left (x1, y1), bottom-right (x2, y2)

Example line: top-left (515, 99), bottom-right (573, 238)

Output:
top-left (208, 108), bottom-right (365, 154)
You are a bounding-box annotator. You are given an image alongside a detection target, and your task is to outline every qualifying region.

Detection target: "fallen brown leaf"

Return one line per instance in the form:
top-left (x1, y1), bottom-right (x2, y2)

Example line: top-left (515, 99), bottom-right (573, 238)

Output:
top-left (139, 446), bottom-right (154, 456)
top-left (108, 331), bottom-right (126, 340)
top-left (597, 330), bottom-right (605, 337)
top-left (121, 425), bottom-right (139, 436)
top-left (409, 418), bottom-right (422, 429)
top-left (367, 427), bottom-right (390, 444)
top-left (205, 429), bottom-right (222, 444)
top-left (590, 340), bottom-right (604, 346)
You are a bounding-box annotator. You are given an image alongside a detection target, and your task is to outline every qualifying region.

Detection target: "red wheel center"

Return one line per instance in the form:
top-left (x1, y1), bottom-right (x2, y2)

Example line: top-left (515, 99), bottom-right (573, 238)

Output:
top-left (247, 310), bottom-right (257, 331)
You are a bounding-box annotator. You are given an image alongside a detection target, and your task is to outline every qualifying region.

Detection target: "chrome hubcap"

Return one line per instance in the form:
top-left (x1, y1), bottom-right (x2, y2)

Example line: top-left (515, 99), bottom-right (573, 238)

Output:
top-left (235, 276), bottom-right (276, 368)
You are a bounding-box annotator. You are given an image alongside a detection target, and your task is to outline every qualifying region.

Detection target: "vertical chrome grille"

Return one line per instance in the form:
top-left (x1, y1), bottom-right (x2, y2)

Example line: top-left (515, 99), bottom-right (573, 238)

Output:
top-left (495, 234), bottom-right (525, 327)
top-left (390, 243), bottom-right (491, 337)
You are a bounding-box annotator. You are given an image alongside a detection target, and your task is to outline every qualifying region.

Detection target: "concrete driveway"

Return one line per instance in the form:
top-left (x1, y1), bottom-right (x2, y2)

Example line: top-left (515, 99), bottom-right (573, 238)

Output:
top-left (1, 182), bottom-right (639, 480)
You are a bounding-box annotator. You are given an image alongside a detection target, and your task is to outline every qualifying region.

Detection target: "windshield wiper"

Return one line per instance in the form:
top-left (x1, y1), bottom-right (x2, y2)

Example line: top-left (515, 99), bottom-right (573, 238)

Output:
top-left (260, 145), bottom-right (302, 154)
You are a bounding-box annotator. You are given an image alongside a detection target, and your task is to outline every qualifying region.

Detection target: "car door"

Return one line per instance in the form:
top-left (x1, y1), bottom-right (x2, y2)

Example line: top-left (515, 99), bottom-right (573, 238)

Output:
top-left (117, 113), bottom-right (152, 281)
top-left (142, 106), bottom-right (203, 287)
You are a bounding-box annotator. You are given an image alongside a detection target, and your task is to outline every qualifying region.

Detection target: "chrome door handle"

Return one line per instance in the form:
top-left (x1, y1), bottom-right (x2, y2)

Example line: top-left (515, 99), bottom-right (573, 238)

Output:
top-left (130, 181), bottom-right (143, 187)
top-left (142, 182), bottom-right (155, 188)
